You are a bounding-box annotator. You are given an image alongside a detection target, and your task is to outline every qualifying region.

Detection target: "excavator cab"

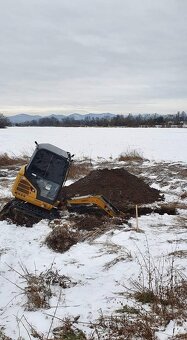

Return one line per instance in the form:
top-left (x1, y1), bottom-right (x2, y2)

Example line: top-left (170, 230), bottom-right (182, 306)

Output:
top-left (12, 143), bottom-right (72, 210)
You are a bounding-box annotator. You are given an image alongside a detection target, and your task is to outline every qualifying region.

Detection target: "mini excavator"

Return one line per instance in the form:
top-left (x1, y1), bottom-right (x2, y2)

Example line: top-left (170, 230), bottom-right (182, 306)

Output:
top-left (0, 143), bottom-right (119, 225)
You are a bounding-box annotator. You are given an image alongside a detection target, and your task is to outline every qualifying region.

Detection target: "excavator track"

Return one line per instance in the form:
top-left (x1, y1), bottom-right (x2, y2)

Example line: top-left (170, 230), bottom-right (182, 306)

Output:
top-left (0, 198), bottom-right (60, 227)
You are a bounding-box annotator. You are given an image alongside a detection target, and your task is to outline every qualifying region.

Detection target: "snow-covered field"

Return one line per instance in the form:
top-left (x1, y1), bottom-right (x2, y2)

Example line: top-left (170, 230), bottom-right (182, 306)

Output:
top-left (0, 127), bottom-right (186, 339)
top-left (0, 126), bottom-right (187, 162)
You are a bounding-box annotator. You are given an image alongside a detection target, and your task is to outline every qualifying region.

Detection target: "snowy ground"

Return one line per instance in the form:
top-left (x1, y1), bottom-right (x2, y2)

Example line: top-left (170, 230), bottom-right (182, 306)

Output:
top-left (0, 127), bottom-right (186, 339)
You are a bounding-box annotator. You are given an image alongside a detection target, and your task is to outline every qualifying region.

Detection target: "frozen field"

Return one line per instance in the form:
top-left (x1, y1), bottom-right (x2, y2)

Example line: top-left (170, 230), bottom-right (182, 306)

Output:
top-left (0, 127), bottom-right (187, 339)
top-left (0, 126), bottom-right (187, 162)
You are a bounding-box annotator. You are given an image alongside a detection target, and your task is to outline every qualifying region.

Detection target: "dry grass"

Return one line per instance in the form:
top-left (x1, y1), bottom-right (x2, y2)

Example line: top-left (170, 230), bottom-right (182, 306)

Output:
top-left (3, 253), bottom-right (187, 339)
top-left (51, 319), bottom-right (87, 340)
top-left (25, 273), bottom-right (52, 310)
top-left (0, 327), bottom-right (12, 340)
top-left (126, 254), bottom-right (187, 329)
top-left (93, 254), bottom-right (187, 339)
top-left (0, 197), bottom-right (11, 205)
top-left (94, 312), bottom-right (156, 340)
top-left (103, 255), bottom-right (131, 270)
top-left (6, 264), bottom-right (77, 312)
top-left (181, 192), bottom-right (187, 199)
top-left (27, 317), bottom-right (88, 340)
top-left (160, 202), bottom-right (187, 211)
top-left (81, 217), bottom-right (125, 242)
top-left (169, 250), bottom-right (187, 258)
top-left (170, 333), bottom-right (187, 339)
top-left (0, 153), bottom-right (29, 167)
top-left (118, 150), bottom-right (144, 162)
top-left (68, 161), bottom-right (93, 180)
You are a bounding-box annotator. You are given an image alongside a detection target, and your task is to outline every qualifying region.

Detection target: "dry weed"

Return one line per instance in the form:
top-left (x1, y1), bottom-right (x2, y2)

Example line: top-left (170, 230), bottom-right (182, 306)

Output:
top-left (118, 150), bottom-right (144, 162)
top-left (0, 153), bottom-right (29, 167)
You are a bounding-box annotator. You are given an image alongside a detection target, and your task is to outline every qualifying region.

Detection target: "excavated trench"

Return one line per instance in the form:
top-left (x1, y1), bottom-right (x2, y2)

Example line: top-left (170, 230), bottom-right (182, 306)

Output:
top-left (1, 168), bottom-right (176, 230)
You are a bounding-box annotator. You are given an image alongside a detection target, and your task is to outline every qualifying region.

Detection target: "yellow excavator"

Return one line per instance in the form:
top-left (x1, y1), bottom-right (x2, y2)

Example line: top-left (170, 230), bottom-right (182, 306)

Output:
top-left (0, 142), bottom-right (119, 225)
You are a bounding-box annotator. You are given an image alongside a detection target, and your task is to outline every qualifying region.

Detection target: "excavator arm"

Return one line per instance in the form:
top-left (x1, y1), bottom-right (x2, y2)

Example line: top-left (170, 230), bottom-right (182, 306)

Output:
top-left (66, 195), bottom-right (120, 217)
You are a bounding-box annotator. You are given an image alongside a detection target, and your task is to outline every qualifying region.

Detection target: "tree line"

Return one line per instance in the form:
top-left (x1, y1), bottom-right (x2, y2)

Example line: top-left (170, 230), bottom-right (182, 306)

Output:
top-left (1, 111), bottom-right (187, 128)
top-left (15, 111), bottom-right (187, 127)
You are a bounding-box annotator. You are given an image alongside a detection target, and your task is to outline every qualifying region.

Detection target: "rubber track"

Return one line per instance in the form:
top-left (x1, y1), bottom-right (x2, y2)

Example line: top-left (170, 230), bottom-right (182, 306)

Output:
top-left (0, 198), bottom-right (60, 225)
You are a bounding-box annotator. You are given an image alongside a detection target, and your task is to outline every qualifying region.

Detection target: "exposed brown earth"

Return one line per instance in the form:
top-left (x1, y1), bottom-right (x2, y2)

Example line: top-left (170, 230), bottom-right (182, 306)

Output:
top-left (45, 225), bottom-right (79, 252)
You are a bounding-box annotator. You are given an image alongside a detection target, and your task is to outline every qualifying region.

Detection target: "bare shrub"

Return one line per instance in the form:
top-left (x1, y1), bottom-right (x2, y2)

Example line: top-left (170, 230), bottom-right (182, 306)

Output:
top-left (118, 150), bottom-right (144, 162)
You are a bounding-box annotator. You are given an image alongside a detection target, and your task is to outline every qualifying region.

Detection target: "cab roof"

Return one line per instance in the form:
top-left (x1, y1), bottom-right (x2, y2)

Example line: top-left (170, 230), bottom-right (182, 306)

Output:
top-left (37, 143), bottom-right (70, 159)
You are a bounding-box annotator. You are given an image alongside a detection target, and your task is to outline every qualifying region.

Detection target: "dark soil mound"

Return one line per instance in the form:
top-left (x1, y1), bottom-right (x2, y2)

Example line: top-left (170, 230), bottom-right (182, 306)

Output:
top-left (61, 168), bottom-right (161, 212)
top-left (45, 226), bottom-right (79, 253)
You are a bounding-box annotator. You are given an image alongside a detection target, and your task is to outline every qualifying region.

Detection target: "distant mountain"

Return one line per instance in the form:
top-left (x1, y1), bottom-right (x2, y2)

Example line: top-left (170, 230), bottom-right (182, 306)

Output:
top-left (85, 113), bottom-right (115, 120)
top-left (8, 114), bottom-right (42, 124)
top-left (7, 113), bottom-right (116, 124)
top-left (48, 114), bottom-right (66, 120)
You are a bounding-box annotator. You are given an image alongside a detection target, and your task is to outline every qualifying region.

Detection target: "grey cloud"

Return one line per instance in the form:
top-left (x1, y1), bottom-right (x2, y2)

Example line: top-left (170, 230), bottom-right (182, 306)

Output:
top-left (0, 0), bottom-right (187, 114)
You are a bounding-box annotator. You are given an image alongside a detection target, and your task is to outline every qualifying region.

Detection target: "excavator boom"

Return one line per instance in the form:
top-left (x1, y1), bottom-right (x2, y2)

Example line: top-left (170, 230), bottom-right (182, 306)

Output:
top-left (66, 195), bottom-right (120, 217)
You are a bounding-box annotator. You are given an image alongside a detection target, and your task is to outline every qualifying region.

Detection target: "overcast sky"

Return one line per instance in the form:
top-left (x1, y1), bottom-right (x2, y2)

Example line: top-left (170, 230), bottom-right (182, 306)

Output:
top-left (0, 0), bottom-right (187, 115)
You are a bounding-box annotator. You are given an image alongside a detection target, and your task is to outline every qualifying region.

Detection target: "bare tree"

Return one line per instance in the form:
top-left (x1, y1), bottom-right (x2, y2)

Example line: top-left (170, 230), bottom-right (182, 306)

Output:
top-left (0, 114), bottom-right (11, 128)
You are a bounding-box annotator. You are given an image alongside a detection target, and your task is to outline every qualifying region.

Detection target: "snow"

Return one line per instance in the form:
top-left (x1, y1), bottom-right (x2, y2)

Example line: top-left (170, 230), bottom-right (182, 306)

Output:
top-left (0, 126), bottom-right (187, 162)
top-left (0, 213), bottom-right (187, 339)
top-left (0, 127), bottom-right (186, 338)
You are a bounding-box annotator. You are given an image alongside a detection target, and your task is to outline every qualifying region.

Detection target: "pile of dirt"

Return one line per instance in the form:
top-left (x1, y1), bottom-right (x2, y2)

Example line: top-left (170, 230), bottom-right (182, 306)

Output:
top-left (61, 168), bottom-right (161, 212)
